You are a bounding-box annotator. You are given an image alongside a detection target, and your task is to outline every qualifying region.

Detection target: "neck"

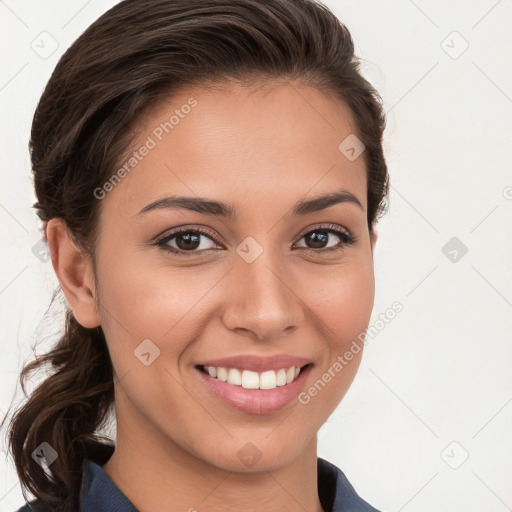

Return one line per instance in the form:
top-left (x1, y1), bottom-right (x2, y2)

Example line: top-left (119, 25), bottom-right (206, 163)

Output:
top-left (102, 394), bottom-right (325, 512)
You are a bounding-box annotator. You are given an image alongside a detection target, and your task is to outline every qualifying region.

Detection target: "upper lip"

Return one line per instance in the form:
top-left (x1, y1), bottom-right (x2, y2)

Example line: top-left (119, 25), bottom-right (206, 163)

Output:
top-left (196, 354), bottom-right (313, 373)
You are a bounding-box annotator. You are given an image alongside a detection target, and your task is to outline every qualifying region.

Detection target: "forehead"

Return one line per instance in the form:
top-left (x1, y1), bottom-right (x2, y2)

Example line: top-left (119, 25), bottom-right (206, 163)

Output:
top-left (104, 80), bottom-right (367, 218)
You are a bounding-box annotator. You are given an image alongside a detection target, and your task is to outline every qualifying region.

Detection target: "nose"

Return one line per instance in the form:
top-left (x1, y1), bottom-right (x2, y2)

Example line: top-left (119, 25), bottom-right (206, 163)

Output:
top-left (221, 247), bottom-right (305, 341)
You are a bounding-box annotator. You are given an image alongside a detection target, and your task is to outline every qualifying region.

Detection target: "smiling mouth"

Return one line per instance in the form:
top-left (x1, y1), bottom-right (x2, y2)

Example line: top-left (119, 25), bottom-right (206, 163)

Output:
top-left (196, 363), bottom-right (312, 390)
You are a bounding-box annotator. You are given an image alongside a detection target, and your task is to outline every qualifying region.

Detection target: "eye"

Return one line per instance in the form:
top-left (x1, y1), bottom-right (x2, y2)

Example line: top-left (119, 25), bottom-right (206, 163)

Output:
top-left (154, 223), bottom-right (356, 257)
top-left (294, 223), bottom-right (356, 252)
top-left (154, 227), bottom-right (221, 257)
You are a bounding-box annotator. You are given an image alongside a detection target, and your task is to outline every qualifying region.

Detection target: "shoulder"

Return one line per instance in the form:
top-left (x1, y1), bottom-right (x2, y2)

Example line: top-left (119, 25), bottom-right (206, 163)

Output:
top-left (318, 457), bottom-right (382, 512)
top-left (12, 501), bottom-right (79, 512)
top-left (12, 501), bottom-right (43, 512)
top-left (12, 439), bottom-right (114, 512)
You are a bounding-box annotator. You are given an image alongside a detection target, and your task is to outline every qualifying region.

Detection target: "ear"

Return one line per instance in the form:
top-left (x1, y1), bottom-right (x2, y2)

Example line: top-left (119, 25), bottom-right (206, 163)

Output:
top-left (45, 218), bottom-right (101, 328)
top-left (370, 227), bottom-right (378, 257)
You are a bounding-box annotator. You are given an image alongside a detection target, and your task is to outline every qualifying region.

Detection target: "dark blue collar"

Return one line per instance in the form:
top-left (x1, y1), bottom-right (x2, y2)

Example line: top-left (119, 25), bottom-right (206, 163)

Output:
top-left (80, 458), bottom-right (138, 511)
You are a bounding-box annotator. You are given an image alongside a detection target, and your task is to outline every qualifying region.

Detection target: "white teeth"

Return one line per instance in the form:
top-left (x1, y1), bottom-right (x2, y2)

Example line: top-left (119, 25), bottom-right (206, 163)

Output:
top-left (276, 368), bottom-right (287, 386)
top-left (227, 368), bottom-right (242, 386)
top-left (217, 367), bottom-right (228, 382)
top-left (202, 365), bottom-right (303, 389)
top-left (241, 370), bottom-right (259, 389)
top-left (259, 370), bottom-right (276, 389)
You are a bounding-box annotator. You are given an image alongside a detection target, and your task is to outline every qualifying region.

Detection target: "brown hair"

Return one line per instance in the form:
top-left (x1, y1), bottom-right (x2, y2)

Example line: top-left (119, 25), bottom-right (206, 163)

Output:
top-left (1, 0), bottom-right (389, 510)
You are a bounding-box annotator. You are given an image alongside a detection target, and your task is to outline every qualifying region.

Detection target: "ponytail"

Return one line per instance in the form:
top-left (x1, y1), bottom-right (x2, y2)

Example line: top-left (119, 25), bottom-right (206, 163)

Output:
top-left (2, 306), bottom-right (114, 511)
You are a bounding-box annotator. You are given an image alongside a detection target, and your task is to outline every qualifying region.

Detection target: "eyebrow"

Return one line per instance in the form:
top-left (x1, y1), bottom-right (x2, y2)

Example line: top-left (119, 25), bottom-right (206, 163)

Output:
top-left (136, 189), bottom-right (363, 218)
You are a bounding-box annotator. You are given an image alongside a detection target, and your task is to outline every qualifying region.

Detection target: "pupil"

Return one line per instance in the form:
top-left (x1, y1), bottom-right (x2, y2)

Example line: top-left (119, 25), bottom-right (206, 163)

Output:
top-left (177, 232), bottom-right (200, 250)
top-left (306, 230), bottom-right (327, 249)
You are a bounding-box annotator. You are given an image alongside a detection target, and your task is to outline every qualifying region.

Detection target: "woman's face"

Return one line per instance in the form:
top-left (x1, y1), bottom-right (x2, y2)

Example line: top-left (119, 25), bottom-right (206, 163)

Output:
top-left (90, 80), bottom-right (376, 471)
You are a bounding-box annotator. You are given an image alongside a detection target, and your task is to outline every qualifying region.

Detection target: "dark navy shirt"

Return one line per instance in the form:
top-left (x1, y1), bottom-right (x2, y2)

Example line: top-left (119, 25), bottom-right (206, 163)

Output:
top-left (15, 441), bottom-right (381, 512)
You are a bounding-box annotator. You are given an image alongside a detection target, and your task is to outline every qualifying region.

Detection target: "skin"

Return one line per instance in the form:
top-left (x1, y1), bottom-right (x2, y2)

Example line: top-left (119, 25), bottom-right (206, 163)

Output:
top-left (47, 80), bottom-right (377, 512)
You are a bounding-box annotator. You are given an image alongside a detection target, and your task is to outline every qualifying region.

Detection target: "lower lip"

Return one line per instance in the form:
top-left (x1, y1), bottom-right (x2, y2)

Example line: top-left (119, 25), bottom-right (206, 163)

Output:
top-left (196, 365), bottom-right (313, 415)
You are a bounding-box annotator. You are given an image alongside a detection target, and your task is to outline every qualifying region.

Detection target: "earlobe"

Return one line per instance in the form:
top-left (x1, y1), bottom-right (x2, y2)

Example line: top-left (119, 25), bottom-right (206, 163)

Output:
top-left (46, 218), bottom-right (101, 328)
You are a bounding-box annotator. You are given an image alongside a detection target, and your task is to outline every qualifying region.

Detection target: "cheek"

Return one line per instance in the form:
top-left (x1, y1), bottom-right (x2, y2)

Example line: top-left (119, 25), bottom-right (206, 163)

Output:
top-left (96, 249), bottom-right (206, 337)
top-left (295, 260), bottom-right (374, 421)
top-left (305, 256), bottom-right (375, 346)
top-left (95, 259), bottom-right (212, 422)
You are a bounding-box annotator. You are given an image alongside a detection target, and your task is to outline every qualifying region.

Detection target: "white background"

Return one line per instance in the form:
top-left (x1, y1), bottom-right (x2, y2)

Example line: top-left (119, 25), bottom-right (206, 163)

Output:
top-left (1, 1), bottom-right (511, 511)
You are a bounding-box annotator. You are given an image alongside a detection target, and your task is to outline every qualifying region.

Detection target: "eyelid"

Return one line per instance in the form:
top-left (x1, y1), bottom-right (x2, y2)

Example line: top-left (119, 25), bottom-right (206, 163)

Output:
top-left (296, 222), bottom-right (352, 239)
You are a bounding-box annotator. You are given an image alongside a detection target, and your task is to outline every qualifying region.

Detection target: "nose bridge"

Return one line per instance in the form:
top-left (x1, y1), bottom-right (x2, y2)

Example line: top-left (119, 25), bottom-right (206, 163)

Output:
top-left (223, 237), bottom-right (304, 338)
top-left (238, 238), bottom-right (291, 307)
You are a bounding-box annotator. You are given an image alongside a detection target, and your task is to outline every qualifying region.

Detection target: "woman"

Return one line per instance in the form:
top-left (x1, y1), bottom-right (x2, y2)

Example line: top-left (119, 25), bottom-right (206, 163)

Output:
top-left (3, 0), bottom-right (389, 510)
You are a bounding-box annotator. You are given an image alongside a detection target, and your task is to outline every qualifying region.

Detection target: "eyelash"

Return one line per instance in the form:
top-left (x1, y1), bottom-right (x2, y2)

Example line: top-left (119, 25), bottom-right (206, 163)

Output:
top-left (153, 223), bottom-right (357, 257)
